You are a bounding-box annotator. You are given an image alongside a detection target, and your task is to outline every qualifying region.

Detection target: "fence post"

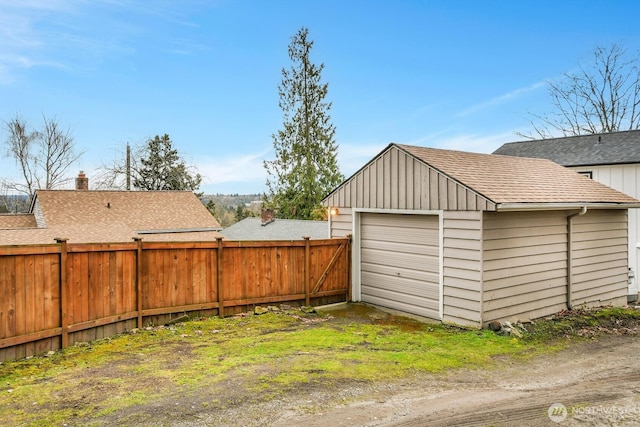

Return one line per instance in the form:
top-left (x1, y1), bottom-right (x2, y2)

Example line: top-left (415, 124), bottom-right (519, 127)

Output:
top-left (216, 237), bottom-right (225, 318)
top-left (346, 234), bottom-right (352, 302)
top-left (304, 236), bottom-right (311, 306)
top-left (55, 238), bottom-right (69, 349)
top-left (134, 237), bottom-right (143, 329)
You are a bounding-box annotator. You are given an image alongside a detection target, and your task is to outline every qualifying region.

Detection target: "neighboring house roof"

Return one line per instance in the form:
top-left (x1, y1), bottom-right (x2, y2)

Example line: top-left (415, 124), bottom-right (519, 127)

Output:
top-left (32, 190), bottom-right (220, 230)
top-left (492, 130), bottom-right (640, 166)
top-left (0, 213), bottom-right (37, 229)
top-left (324, 143), bottom-right (640, 211)
top-left (0, 190), bottom-right (222, 245)
top-left (221, 218), bottom-right (328, 241)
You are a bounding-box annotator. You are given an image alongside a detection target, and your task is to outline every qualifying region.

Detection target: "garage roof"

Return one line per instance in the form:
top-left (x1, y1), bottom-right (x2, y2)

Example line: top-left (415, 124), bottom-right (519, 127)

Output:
top-left (324, 143), bottom-right (640, 211)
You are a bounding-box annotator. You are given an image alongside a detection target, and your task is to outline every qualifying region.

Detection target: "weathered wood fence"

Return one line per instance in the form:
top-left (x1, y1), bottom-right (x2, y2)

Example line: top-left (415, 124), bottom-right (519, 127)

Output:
top-left (0, 237), bottom-right (351, 362)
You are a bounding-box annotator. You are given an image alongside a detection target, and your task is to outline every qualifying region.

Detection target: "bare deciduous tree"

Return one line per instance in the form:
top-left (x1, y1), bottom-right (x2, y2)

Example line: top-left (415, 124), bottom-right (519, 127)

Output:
top-left (94, 143), bottom-right (138, 190)
top-left (2, 114), bottom-right (82, 205)
top-left (40, 117), bottom-right (82, 189)
top-left (520, 44), bottom-right (640, 139)
top-left (2, 116), bottom-right (38, 197)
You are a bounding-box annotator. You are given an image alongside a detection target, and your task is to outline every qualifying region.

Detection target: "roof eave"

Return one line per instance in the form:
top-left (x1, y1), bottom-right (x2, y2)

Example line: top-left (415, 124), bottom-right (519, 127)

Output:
top-left (136, 227), bottom-right (223, 234)
top-left (495, 202), bottom-right (640, 212)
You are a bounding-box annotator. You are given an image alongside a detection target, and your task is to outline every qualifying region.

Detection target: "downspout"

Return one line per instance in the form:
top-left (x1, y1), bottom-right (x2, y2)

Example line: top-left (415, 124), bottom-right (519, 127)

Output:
top-left (566, 207), bottom-right (587, 310)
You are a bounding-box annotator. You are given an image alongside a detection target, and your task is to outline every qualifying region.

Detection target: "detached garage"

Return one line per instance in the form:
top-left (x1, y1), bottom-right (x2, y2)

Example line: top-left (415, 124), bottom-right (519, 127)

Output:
top-left (323, 143), bottom-right (640, 328)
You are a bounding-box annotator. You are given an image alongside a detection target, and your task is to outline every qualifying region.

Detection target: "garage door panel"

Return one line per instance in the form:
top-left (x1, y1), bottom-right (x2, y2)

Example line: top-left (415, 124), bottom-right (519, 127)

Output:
top-left (362, 272), bottom-right (440, 300)
top-left (361, 249), bottom-right (439, 271)
top-left (361, 214), bottom-right (439, 228)
top-left (361, 263), bottom-right (439, 283)
top-left (362, 294), bottom-right (440, 319)
top-left (361, 240), bottom-right (439, 256)
top-left (360, 213), bottom-right (440, 320)
top-left (362, 284), bottom-right (440, 308)
top-left (361, 228), bottom-right (439, 246)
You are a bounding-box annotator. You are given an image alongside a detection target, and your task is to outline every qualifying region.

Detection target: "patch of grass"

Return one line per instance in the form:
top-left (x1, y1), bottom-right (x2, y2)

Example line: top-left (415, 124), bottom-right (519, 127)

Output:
top-left (0, 304), bottom-right (637, 426)
top-left (523, 306), bottom-right (640, 342)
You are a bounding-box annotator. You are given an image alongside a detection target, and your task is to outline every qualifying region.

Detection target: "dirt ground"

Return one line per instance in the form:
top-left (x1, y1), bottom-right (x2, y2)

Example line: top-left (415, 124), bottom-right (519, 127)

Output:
top-left (86, 306), bottom-right (640, 427)
top-left (272, 335), bottom-right (640, 427)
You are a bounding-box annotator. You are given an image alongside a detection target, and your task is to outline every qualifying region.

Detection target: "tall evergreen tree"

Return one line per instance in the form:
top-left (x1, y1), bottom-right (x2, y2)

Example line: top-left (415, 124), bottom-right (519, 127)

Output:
top-left (133, 134), bottom-right (202, 192)
top-left (264, 27), bottom-right (343, 220)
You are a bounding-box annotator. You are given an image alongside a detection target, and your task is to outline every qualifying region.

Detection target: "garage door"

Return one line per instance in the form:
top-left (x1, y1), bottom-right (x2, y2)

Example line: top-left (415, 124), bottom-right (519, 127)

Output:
top-left (360, 213), bottom-right (440, 319)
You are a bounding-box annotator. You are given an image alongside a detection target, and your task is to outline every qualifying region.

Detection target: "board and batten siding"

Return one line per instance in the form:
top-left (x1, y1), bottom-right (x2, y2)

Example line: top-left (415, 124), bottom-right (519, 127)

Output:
top-left (442, 211), bottom-right (482, 327)
top-left (481, 211), bottom-right (569, 323)
top-left (570, 164), bottom-right (639, 296)
top-left (323, 146), bottom-right (495, 211)
top-left (570, 209), bottom-right (628, 306)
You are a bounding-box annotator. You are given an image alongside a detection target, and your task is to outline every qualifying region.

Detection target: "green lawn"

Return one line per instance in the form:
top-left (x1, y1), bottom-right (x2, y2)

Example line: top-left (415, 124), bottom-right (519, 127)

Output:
top-left (0, 303), bottom-right (636, 426)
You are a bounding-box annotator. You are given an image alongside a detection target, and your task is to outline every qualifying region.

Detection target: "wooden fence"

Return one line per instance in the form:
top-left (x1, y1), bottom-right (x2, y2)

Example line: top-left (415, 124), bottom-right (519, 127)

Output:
top-left (0, 237), bottom-right (351, 362)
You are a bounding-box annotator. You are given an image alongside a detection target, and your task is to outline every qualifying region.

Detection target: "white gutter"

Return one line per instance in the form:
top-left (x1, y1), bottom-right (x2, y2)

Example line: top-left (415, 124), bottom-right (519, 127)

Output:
top-left (566, 206), bottom-right (588, 310)
top-left (495, 202), bottom-right (640, 212)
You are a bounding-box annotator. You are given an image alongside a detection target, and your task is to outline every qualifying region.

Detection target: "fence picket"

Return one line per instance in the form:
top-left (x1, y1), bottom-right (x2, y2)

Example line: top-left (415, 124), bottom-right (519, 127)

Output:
top-left (0, 238), bottom-right (350, 361)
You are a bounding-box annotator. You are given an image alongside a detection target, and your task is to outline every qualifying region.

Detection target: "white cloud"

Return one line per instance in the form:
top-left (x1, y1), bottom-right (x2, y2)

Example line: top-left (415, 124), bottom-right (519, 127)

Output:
top-left (456, 80), bottom-right (547, 118)
top-left (0, 1), bottom-right (210, 83)
top-left (337, 142), bottom-right (387, 177)
top-left (197, 149), bottom-right (271, 186)
top-left (399, 129), bottom-right (451, 147)
top-left (432, 131), bottom-right (519, 154)
top-left (0, 1), bottom-right (83, 81)
top-left (330, 131), bottom-right (524, 182)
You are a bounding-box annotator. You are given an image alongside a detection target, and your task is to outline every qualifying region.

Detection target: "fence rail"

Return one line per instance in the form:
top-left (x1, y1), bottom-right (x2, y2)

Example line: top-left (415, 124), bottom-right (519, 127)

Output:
top-left (0, 237), bottom-right (351, 361)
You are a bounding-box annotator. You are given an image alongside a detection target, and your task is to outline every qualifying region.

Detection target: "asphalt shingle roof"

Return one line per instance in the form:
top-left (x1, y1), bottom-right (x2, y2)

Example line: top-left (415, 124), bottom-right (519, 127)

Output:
top-left (492, 130), bottom-right (640, 166)
top-left (221, 218), bottom-right (328, 241)
top-left (34, 190), bottom-right (221, 230)
top-left (0, 190), bottom-right (222, 245)
top-left (396, 144), bottom-right (640, 205)
top-left (0, 213), bottom-right (37, 229)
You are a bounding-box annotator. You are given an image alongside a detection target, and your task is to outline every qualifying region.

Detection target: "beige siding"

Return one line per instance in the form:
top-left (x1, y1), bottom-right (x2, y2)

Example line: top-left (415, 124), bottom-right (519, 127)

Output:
top-left (324, 146), bottom-right (495, 211)
top-left (481, 209), bottom-right (629, 323)
top-left (329, 208), bottom-right (353, 238)
top-left (571, 209), bottom-right (628, 306)
top-left (442, 211), bottom-right (482, 327)
top-left (571, 164), bottom-right (639, 296)
top-left (482, 211), bottom-right (568, 323)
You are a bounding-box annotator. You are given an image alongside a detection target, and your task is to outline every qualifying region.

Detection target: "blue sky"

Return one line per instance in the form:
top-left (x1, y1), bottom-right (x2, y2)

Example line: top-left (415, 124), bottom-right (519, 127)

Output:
top-left (1, 1), bottom-right (639, 195)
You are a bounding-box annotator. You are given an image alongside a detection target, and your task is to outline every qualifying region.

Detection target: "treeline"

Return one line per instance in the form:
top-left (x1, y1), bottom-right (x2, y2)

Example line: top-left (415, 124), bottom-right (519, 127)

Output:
top-left (0, 195), bottom-right (29, 213)
top-left (202, 194), bottom-right (263, 227)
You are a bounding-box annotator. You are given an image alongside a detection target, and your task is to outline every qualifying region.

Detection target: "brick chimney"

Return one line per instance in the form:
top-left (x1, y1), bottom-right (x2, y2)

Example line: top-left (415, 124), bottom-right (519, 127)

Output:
top-left (261, 208), bottom-right (275, 226)
top-left (75, 171), bottom-right (89, 190)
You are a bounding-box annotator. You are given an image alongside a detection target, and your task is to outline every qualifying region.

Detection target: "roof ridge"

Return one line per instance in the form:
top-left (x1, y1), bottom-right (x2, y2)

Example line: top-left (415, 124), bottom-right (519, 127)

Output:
top-left (504, 129), bottom-right (640, 145)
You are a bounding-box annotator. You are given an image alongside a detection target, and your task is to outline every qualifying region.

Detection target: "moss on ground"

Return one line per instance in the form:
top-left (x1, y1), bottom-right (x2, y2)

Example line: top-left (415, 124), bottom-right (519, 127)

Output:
top-left (0, 304), bottom-right (637, 426)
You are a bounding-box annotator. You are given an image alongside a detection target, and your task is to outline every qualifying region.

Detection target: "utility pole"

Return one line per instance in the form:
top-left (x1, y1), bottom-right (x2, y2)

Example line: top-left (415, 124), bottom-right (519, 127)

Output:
top-left (126, 143), bottom-right (131, 190)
